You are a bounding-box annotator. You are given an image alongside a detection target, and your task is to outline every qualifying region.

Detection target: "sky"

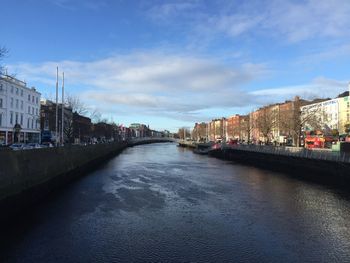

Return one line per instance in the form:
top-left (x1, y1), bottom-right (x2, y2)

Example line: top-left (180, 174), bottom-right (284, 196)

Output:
top-left (1, 0), bottom-right (350, 132)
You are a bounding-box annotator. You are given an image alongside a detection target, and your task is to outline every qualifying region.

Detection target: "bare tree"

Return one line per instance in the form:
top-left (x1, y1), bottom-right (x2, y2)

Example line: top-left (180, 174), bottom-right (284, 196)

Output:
top-left (239, 115), bottom-right (252, 142)
top-left (178, 128), bottom-right (190, 140)
top-left (279, 98), bottom-right (325, 146)
top-left (192, 122), bottom-right (207, 141)
top-left (254, 106), bottom-right (278, 143)
top-left (64, 118), bottom-right (74, 143)
top-left (89, 108), bottom-right (102, 123)
top-left (66, 94), bottom-right (88, 115)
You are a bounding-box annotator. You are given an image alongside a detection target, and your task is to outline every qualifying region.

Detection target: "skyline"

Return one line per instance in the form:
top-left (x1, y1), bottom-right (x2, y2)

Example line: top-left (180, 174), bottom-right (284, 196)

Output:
top-left (1, 0), bottom-right (350, 132)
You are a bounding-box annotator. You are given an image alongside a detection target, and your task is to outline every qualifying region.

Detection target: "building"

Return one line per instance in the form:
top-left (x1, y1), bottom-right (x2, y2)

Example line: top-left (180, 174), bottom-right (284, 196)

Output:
top-left (92, 122), bottom-right (119, 142)
top-left (208, 118), bottom-right (226, 141)
top-left (40, 99), bottom-right (73, 143)
top-left (192, 122), bottom-right (207, 142)
top-left (338, 96), bottom-right (350, 134)
top-left (225, 115), bottom-right (250, 142)
top-left (301, 98), bottom-right (340, 134)
top-left (73, 112), bottom-right (92, 143)
top-left (129, 123), bottom-right (150, 138)
top-left (0, 74), bottom-right (41, 145)
top-left (250, 97), bottom-right (309, 145)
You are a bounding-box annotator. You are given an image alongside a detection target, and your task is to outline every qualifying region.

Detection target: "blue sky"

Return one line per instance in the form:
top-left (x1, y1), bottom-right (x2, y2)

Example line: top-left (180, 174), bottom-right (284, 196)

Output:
top-left (1, 0), bottom-right (350, 132)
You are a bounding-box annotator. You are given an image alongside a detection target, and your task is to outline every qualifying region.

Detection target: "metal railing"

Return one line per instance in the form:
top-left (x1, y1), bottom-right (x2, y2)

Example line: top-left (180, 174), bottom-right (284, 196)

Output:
top-left (129, 137), bottom-right (176, 144)
top-left (222, 144), bottom-right (350, 163)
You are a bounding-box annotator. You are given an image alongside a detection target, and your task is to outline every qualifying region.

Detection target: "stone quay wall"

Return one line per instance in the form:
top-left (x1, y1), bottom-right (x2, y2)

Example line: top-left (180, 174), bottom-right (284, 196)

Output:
top-left (0, 138), bottom-right (173, 222)
top-left (209, 147), bottom-right (350, 184)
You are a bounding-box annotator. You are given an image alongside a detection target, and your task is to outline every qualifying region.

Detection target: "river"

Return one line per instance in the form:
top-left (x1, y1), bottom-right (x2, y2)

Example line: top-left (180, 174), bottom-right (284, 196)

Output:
top-left (1, 142), bottom-right (350, 262)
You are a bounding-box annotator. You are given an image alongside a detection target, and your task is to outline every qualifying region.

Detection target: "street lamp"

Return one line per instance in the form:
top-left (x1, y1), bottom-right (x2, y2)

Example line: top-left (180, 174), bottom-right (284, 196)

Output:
top-left (13, 123), bottom-right (21, 143)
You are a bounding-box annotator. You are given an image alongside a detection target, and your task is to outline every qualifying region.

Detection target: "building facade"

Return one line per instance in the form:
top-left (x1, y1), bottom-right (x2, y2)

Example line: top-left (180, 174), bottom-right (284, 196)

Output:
top-left (338, 95), bottom-right (350, 135)
top-left (192, 122), bottom-right (207, 142)
top-left (225, 115), bottom-right (250, 142)
top-left (40, 99), bottom-right (73, 143)
top-left (301, 98), bottom-right (340, 134)
top-left (129, 123), bottom-right (151, 138)
top-left (73, 112), bottom-right (92, 143)
top-left (0, 75), bottom-right (41, 145)
top-left (208, 118), bottom-right (226, 141)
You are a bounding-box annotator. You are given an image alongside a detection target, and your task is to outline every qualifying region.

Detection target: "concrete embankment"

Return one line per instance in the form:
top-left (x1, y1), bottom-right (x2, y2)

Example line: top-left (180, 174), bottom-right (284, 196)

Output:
top-left (0, 138), bottom-right (173, 223)
top-left (208, 148), bottom-right (350, 184)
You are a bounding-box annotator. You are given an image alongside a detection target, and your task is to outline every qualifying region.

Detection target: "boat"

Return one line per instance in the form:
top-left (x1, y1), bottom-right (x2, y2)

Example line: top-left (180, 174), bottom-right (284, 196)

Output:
top-left (193, 141), bottom-right (215, 155)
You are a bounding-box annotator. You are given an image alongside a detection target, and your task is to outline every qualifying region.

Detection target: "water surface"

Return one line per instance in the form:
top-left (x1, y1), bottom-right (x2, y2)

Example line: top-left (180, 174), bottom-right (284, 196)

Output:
top-left (1, 143), bottom-right (350, 262)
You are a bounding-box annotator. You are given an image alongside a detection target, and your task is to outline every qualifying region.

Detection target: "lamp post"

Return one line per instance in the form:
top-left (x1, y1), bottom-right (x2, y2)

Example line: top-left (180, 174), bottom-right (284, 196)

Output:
top-left (13, 123), bottom-right (21, 143)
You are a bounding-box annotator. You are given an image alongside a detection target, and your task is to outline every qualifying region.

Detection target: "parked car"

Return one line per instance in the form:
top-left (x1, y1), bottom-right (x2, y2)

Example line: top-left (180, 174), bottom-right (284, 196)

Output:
top-left (9, 144), bottom-right (25, 151)
top-left (27, 143), bottom-right (42, 149)
top-left (41, 142), bottom-right (54, 148)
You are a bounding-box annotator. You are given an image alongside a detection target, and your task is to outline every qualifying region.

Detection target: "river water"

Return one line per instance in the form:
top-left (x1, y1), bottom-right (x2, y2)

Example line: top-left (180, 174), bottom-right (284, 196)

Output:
top-left (1, 143), bottom-right (350, 262)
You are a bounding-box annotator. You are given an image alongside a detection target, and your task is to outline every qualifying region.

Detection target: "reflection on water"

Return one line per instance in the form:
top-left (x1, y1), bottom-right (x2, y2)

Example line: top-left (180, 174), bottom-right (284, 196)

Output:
top-left (1, 143), bottom-right (350, 262)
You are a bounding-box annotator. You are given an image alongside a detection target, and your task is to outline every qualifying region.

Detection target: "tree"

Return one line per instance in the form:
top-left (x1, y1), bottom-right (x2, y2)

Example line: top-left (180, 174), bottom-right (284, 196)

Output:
top-left (254, 106), bottom-right (278, 143)
top-left (279, 97), bottom-right (325, 146)
top-left (345, 124), bottom-right (350, 134)
top-left (178, 128), bottom-right (190, 140)
top-left (66, 94), bottom-right (88, 115)
top-left (239, 115), bottom-right (252, 142)
top-left (89, 108), bottom-right (102, 123)
top-left (64, 118), bottom-right (74, 143)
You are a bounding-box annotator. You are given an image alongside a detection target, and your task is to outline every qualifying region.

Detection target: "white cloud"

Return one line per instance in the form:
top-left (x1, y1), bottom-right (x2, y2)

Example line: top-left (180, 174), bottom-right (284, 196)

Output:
top-left (9, 53), bottom-right (348, 124)
top-left (296, 44), bottom-right (350, 64)
top-left (9, 52), bottom-right (267, 117)
top-left (250, 77), bottom-right (348, 104)
top-left (147, 1), bottom-right (199, 21)
top-left (50, 0), bottom-right (108, 10)
top-left (146, 0), bottom-right (350, 43)
top-left (264, 0), bottom-right (350, 42)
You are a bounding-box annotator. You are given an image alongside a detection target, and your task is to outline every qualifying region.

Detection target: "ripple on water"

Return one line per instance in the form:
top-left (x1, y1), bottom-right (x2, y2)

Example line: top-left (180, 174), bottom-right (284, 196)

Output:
top-left (2, 143), bottom-right (350, 263)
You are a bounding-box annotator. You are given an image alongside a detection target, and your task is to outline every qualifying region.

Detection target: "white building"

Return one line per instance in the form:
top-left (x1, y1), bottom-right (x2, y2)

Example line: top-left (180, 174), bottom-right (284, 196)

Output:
top-left (0, 75), bottom-right (41, 145)
top-left (301, 98), bottom-right (339, 133)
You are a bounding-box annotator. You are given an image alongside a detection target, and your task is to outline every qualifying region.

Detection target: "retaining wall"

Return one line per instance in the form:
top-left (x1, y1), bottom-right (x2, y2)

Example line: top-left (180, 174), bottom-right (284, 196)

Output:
top-left (209, 148), bottom-right (350, 184)
top-left (0, 138), bottom-right (173, 223)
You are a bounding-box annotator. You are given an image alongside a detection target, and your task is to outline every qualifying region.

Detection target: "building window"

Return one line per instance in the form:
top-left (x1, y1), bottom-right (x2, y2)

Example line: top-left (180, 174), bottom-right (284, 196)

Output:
top-left (0, 98), bottom-right (2, 108)
top-left (31, 119), bottom-right (34, 129)
top-left (16, 99), bottom-right (19, 109)
top-left (11, 86), bottom-right (14, 93)
top-left (15, 113), bottom-right (18, 124)
top-left (21, 100), bottom-right (23, 110)
top-left (27, 118), bottom-right (30, 128)
top-left (36, 108), bottom-right (38, 115)
top-left (36, 97), bottom-right (38, 104)
top-left (0, 113), bottom-right (2, 126)
top-left (32, 96), bottom-right (34, 103)
top-left (32, 107), bottom-right (34, 115)
top-left (10, 98), bottom-right (13, 108)
top-left (16, 88), bottom-right (19, 95)
top-left (21, 89), bottom-right (23, 96)
top-left (10, 112), bottom-right (13, 125)
top-left (0, 83), bottom-right (3, 91)
top-left (28, 106), bottom-right (30, 114)
top-left (20, 114), bottom-right (23, 125)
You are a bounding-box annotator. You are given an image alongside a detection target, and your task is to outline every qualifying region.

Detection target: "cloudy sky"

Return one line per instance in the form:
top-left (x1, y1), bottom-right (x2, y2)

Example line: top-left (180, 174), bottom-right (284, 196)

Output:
top-left (1, 0), bottom-right (350, 131)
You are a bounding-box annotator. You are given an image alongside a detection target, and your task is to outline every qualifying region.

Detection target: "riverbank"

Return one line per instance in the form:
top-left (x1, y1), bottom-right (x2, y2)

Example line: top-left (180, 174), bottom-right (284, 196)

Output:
top-left (0, 138), bottom-right (173, 223)
top-left (208, 146), bottom-right (350, 185)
